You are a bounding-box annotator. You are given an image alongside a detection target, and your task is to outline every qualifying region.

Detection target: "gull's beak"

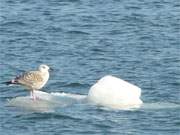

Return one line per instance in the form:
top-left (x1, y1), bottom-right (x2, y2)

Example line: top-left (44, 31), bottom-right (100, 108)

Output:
top-left (49, 67), bottom-right (53, 72)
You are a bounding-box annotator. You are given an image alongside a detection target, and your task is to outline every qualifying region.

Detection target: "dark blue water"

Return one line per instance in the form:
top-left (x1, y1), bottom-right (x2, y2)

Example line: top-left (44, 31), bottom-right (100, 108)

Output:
top-left (0, 0), bottom-right (180, 134)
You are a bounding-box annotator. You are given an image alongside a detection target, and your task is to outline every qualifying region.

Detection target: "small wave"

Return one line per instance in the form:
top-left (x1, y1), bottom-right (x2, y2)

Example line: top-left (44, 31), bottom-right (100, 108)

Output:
top-left (45, 26), bottom-right (63, 33)
top-left (141, 102), bottom-right (180, 110)
top-left (67, 30), bottom-right (90, 35)
top-left (15, 112), bottom-right (81, 121)
top-left (108, 30), bottom-right (125, 35)
top-left (62, 82), bottom-right (89, 88)
top-left (1, 21), bottom-right (27, 27)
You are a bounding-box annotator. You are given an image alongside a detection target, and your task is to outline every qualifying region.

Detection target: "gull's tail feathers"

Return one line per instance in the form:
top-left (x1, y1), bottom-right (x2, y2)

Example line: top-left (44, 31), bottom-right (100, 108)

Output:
top-left (3, 79), bottom-right (18, 85)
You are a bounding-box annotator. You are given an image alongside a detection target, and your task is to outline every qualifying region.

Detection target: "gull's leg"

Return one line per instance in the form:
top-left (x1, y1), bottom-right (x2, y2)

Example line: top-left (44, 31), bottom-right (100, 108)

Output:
top-left (32, 90), bottom-right (36, 101)
top-left (30, 91), bottom-right (33, 98)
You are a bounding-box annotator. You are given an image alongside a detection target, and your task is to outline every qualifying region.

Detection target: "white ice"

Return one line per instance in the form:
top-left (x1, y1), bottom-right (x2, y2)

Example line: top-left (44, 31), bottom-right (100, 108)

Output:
top-left (87, 75), bottom-right (143, 109)
top-left (7, 91), bottom-right (86, 112)
top-left (7, 75), bottom-right (144, 111)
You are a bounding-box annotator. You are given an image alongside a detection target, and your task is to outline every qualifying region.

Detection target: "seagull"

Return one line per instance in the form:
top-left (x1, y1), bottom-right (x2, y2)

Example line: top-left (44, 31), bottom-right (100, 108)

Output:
top-left (5, 64), bottom-right (51, 100)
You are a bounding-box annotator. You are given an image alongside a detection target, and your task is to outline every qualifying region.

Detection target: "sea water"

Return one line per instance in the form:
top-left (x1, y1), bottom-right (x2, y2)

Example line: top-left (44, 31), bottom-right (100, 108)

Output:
top-left (0, 0), bottom-right (180, 134)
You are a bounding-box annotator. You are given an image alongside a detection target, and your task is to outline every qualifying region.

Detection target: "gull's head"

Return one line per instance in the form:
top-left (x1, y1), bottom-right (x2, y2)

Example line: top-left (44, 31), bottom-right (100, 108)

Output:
top-left (39, 64), bottom-right (50, 72)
